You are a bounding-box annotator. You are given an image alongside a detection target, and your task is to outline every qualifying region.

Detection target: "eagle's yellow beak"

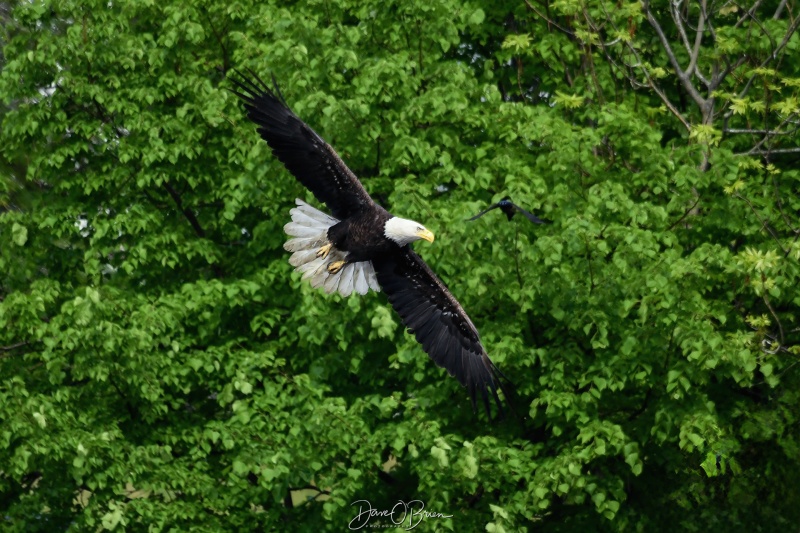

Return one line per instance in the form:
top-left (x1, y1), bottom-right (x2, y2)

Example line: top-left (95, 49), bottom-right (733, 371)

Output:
top-left (417, 228), bottom-right (435, 243)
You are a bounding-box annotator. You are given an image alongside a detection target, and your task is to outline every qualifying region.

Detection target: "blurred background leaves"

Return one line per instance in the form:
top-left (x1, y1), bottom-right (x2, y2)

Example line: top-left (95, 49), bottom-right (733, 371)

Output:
top-left (1, 0), bottom-right (800, 530)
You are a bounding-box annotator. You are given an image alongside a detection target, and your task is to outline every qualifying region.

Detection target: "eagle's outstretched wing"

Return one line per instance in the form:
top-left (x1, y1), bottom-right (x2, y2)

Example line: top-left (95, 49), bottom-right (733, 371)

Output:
top-left (230, 72), bottom-right (374, 220)
top-left (373, 249), bottom-right (509, 416)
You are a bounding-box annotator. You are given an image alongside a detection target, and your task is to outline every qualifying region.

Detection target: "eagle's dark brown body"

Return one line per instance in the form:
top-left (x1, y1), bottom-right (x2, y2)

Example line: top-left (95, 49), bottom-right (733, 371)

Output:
top-left (327, 205), bottom-right (394, 263)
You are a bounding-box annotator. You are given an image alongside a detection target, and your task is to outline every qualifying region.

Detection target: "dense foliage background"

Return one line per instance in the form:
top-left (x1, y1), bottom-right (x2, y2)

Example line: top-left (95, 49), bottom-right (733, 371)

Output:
top-left (2, 0), bottom-right (799, 530)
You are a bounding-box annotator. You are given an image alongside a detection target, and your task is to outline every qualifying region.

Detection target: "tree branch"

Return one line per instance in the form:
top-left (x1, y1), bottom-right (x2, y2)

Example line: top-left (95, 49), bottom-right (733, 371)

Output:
top-left (724, 127), bottom-right (798, 135)
top-left (762, 291), bottom-right (785, 346)
top-left (736, 15), bottom-right (800, 100)
top-left (163, 181), bottom-right (206, 238)
top-left (667, 196), bottom-right (701, 231)
top-left (623, 40), bottom-right (692, 131)
top-left (0, 341), bottom-right (29, 351)
top-left (734, 0), bottom-right (778, 52)
top-left (685, 0), bottom-right (707, 81)
top-left (673, 0), bottom-right (710, 88)
top-left (642, 0), bottom-right (707, 109)
top-left (733, 0), bottom-right (766, 29)
top-left (202, 11), bottom-right (230, 72)
top-left (671, 0), bottom-right (695, 58)
top-left (740, 113), bottom-right (798, 155)
top-left (699, 0), bottom-right (717, 42)
top-left (590, 0), bottom-right (689, 129)
top-left (710, 55), bottom-right (748, 92)
top-left (739, 147), bottom-right (800, 155)
top-left (733, 192), bottom-right (787, 254)
top-left (162, 181), bottom-right (225, 278)
top-left (523, 0), bottom-right (575, 38)
top-left (773, 0), bottom-right (788, 19)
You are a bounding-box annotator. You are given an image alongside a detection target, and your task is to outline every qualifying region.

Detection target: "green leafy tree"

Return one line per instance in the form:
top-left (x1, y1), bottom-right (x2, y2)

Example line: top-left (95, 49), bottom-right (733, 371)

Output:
top-left (1, 0), bottom-right (799, 530)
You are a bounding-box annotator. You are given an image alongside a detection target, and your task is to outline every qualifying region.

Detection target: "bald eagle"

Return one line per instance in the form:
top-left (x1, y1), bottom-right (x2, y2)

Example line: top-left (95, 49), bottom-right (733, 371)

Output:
top-left (231, 72), bottom-right (507, 415)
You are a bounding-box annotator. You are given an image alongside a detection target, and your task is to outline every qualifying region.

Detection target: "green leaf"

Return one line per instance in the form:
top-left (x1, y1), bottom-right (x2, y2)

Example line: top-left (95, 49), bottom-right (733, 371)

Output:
top-left (469, 9), bottom-right (485, 25)
top-left (502, 34), bottom-right (532, 53)
top-left (11, 223), bottom-right (28, 246)
top-left (232, 460), bottom-right (249, 475)
top-left (553, 91), bottom-right (584, 109)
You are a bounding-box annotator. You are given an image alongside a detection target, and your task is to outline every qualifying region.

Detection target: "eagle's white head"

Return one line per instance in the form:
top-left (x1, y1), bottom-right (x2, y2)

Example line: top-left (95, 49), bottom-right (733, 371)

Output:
top-left (384, 217), bottom-right (435, 246)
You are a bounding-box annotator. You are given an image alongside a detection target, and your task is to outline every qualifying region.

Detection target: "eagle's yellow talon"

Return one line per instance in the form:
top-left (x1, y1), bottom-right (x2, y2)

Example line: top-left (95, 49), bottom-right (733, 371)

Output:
top-left (316, 243), bottom-right (333, 259)
top-left (327, 260), bottom-right (345, 274)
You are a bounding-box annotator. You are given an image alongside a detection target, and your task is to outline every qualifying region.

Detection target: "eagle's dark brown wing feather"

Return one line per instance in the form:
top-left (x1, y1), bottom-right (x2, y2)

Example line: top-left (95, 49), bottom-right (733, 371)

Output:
top-left (229, 72), bottom-right (373, 220)
top-left (373, 249), bottom-right (508, 416)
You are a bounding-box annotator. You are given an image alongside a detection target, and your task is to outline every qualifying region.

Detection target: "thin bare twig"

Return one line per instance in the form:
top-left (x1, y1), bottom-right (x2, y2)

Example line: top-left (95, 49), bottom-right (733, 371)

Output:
top-left (742, 113), bottom-right (798, 155)
top-left (741, 147), bottom-right (800, 155)
top-left (711, 56), bottom-right (749, 92)
top-left (667, 196), bottom-right (701, 231)
top-left (734, 192), bottom-right (787, 254)
top-left (0, 341), bottom-right (29, 351)
top-left (523, 0), bottom-right (575, 37)
top-left (161, 182), bottom-right (225, 279)
top-left (733, 0), bottom-right (766, 29)
top-left (592, 0), bottom-right (692, 129)
top-left (762, 291), bottom-right (785, 346)
top-left (163, 181), bottom-right (206, 238)
top-left (724, 127), bottom-right (798, 135)
top-left (736, 15), bottom-right (800, 100)
top-left (634, 47), bottom-right (693, 130)
top-left (671, 0), bottom-right (695, 58)
top-left (734, 0), bottom-right (778, 52)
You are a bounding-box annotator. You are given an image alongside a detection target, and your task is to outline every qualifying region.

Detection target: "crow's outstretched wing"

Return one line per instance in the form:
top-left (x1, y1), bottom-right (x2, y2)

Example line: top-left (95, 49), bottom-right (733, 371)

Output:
top-left (510, 202), bottom-right (547, 224)
top-left (467, 203), bottom-right (502, 221)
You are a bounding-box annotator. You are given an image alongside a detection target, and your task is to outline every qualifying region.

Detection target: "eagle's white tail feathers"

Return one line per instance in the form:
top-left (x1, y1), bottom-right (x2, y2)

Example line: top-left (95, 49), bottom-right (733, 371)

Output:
top-left (288, 248), bottom-right (318, 268)
top-left (353, 265), bottom-right (369, 295)
top-left (366, 268), bottom-right (381, 291)
top-left (338, 264), bottom-right (355, 297)
top-left (284, 199), bottom-right (380, 297)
